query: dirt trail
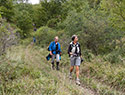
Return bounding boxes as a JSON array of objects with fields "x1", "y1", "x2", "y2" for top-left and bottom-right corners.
[{"x1": 25, "y1": 44, "x2": 97, "y2": 95}]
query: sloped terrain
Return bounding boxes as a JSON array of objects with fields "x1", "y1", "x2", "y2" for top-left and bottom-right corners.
[{"x1": 0, "y1": 44, "x2": 124, "y2": 95}]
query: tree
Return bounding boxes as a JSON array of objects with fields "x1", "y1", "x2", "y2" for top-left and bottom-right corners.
[
  {"x1": 13, "y1": 10, "x2": 33, "y2": 38},
  {"x1": 58, "y1": 0, "x2": 124, "y2": 55},
  {"x1": 100, "y1": 0, "x2": 125, "y2": 31},
  {"x1": 100, "y1": 0, "x2": 125, "y2": 51},
  {"x1": 13, "y1": 0, "x2": 29, "y2": 3},
  {"x1": 33, "y1": 0, "x2": 66, "y2": 27},
  {"x1": 0, "y1": 0, "x2": 14, "y2": 21},
  {"x1": 14, "y1": 3, "x2": 34, "y2": 18},
  {"x1": 0, "y1": 19, "x2": 20, "y2": 55},
  {"x1": 13, "y1": 2, "x2": 34, "y2": 38}
]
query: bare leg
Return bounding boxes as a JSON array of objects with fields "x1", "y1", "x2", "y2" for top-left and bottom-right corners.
[
  {"x1": 69, "y1": 66, "x2": 74, "y2": 79},
  {"x1": 70, "y1": 66, "x2": 74, "y2": 73},
  {"x1": 76, "y1": 66, "x2": 80, "y2": 85},
  {"x1": 76, "y1": 66, "x2": 79, "y2": 80}
]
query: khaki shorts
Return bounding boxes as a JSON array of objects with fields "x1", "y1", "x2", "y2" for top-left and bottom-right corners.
[{"x1": 70, "y1": 56, "x2": 81, "y2": 66}]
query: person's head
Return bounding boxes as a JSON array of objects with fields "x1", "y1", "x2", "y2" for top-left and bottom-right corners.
[
  {"x1": 72, "y1": 35, "x2": 78, "y2": 43},
  {"x1": 54, "y1": 36, "x2": 59, "y2": 43}
]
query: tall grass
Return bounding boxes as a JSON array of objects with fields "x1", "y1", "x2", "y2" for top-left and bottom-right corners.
[
  {"x1": 60, "y1": 54, "x2": 125, "y2": 95},
  {"x1": 0, "y1": 45, "x2": 85, "y2": 95}
]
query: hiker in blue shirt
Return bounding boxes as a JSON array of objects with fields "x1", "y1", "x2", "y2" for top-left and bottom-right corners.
[
  {"x1": 33, "y1": 36, "x2": 36, "y2": 43},
  {"x1": 48, "y1": 36, "x2": 62, "y2": 70},
  {"x1": 33, "y1": 23, "x2": 37, "y2": 43}
]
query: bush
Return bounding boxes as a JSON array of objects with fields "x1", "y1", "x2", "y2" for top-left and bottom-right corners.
[
  {"x1": 33, "y1": 26, "x2": 57, "y2": 47},
  {"x1": 0, "y1": 19, "x2": 20, "y2": 56},
  {"x1": 57, "y1": 1, "x2": 124, "y2": 56},
  {"x1": 82, "y1": 49, "x2": 95, "y2": 62},
  {"x1": 13, "y1": 10, "x2": 33, "y2": 38},
  {"x1": 47, "y1": 18, "x2": 59, "y2": 28},
  {"x1": 103, "y1": 48, "x2": 125, "y2": 64}
]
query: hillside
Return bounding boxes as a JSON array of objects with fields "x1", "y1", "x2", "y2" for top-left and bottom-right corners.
[
  {"x1": 0, "y1": 44, "x2": 124, "y2": 95},
  {"x1": 0, "y1": 0, "x2": 125, "y2": 94}
]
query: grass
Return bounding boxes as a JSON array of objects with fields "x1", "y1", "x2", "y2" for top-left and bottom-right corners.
[
  {"x1": 0, "y1": 44, "x2": 125, "y2": 95},
  {"x1": 60, "y1": 54, "x2": 125, "y2": 95},
  {"x1": 80, "y1": 59, "x2": 125, "y2": 92},
  {"x1": 0, "y1": 45, "x2": 84, "y2": 95}
]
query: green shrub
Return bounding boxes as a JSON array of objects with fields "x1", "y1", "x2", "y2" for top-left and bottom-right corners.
[
  {"x1": 0, "y1": 19, "x2": 21, "y2": 55},
  {"x1": 103, "y1": 49, "x2": 124, "y2": 64},
  {"x1": 33, "y1": 26, "x2": 57, "y2": 47},
  {"x1": 47, "y1": 18, "x2": 59, "y2": 28},
  {"x1": 82, "y1": 49, "x2": 95, "y2": 62}
]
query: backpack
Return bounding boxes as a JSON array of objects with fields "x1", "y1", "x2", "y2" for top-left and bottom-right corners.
[{"x1": 69, "y1": 42, "x2": 80, "y2": 56}]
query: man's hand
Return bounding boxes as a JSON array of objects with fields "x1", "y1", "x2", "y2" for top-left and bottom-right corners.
[
  {"x1": 50, "y1": 51, "x2": 53, "y2": 55},
  {"x1": 80, "y1": 56, "x2": 84, "y2": 63},
  {"x1": 80, "y1": 56, "x2": 82, "y2": 58},
  {"x1": 70, "y1": 52, "x2": 73, "y2": 55}
]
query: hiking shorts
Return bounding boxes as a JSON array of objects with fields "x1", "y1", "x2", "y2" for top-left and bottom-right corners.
[
  {"x1": 70, "y1": 56, "x2": 81, "y2": 66},
  {"x1": 52, "y1": 54, "x2": 60, "y2": 63}
]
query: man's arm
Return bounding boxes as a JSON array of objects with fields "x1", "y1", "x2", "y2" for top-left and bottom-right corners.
[
  {"x1": 49, "y1": 42, "x2": 53, "y2": 55},
  {"x1": 68, "y1": 44, "x2": 72, "y2": 55},
  {"x1": 58, "y1": 43, "x2": 62, "y2": 55},
  {"x1": 79, "y1": 44, "x2": 82, "y2": 57}
]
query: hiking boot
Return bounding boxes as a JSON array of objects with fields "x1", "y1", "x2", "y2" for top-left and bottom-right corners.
[
  {"x1": 52, "y1": 65, "x2": 55, "y2": 70},
  {"x1": 76, "y1": 79, "x2": 80, "y2": 85},
  {"x1": 69, "y1": 73, "x2": 72, "y2": 79},
  {"x1": 56, "y1": 62, "x2": 60, "y2": 71},
  {"x1": 56, "y1": 66, "x2": 60, "y2": 71},
  {"x1": 51, "y1": 63, "x2": 55, "y2": 70}
]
